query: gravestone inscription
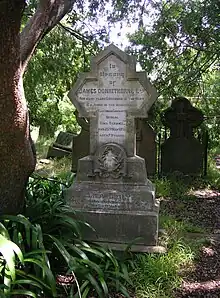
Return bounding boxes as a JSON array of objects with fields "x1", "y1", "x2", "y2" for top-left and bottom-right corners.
[
  {"x1": 65, "y1": 44, "x2": 159, "y2": 247},
  {"x1": 71, "y1": 116, "x2": 157, "y2": 176},
  {"x1": 161, "y1": 97, "x2": 204, "y2": 175}
]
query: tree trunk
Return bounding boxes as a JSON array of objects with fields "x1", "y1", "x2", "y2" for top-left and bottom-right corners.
[
  {"x1": 0, "y1": 1, "x2": 36, "y2": 214},
  {"x1": 0, "y1": 0, "x2": 74, "y2": 214}
]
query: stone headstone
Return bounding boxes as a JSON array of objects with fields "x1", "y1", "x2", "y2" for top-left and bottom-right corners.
[
  {"x1": 161, "y1": 97, "x2": 204, "y2": 175},
  {"x1": 136, "y1": 118, "x2": 157, "y2": 176},
  {"x1": 65, "y1": 44, "x2": 159, "y2": 248},
  {"x1": 47, "y1": 131, "x2": 74, "y2": 158},
  {"x1": 72, "y1": 110, "x2": 90, "y2": 172},
  {"x1": 72, "y1": 116, "x2": 157, "y2": 176}
]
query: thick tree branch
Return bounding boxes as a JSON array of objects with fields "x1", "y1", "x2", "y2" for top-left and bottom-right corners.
[{"x1": 20, "y1": 0, "x2": 75, "y2": 71}]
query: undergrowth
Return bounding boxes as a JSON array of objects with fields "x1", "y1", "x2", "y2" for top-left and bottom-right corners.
[
  {"x1": 132, "y1": 216, "x2": 204, "y2": 298},
  {"x1": 0, "y1": 176, "x2": 132, "y2": 297}
]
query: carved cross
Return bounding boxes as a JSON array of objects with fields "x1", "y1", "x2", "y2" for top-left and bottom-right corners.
[
  {"x1": 68, "y1": 44, "x2": 158, "y2": 157},
  {"x1": 163, "y1": 97, "x2": 203, "y2": 139}
]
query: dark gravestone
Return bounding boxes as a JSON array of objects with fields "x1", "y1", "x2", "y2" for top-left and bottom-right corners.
[
  {"x1": 161, "y1": 97, "x2": 204, "y2": 175},
  {"x1": 72, "y1": 110, "x2": 90, "y2": 172},
  {"x1": 136, "y1": 118, "x2": 157, "y2": 176},
  {"x1": 47, "y1": 132, "x2": 74, "y2": 158}
]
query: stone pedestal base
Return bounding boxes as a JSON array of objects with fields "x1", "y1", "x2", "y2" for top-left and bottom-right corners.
[{"x1": 65, "y1": 181, "x2": 159, "y2": 246}]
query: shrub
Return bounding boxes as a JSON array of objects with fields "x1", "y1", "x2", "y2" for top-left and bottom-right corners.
[{"x1": 0, "y1": 176, "x2": 132, "y2": 297}]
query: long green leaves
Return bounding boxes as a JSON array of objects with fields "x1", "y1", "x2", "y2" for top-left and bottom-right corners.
[
  {"x1": 0, "y1": 230, "x2": 23, "y2": 296},
  {"x1": 0, "y1": 215, "x2": 57, "y2": 297},
  {"x1": 0, "y1": 176, "x2": 133, "y2": 297}
]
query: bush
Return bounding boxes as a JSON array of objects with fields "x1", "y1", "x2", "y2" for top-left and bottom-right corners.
[{"x1": 0, "y1": 176, "x2": 132, "y2": 297}]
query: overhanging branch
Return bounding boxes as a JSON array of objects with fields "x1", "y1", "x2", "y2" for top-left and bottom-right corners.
[
  {"x1": 20, "y1": 0, "x2": 75, "y2": 71},
  {"x1": 58, "y1": 23, "x2": 92, "y2": 43}
]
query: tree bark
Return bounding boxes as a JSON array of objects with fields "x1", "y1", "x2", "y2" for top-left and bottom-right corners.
[
  {"x1": 0, "y1": 0, "x2": 75, "y2": 214},
  {"x1": 21, "y1": 0, "x2": 75, "y2": 70},
  {"x1": 0, "y1": 0, "x2": 35, "y2": 214}
]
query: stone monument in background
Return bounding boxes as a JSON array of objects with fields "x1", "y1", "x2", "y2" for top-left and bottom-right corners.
[
  {"x1": 136, "y1": 118, "x2": 157, "y2": 176},
  {"x1": 47, "y1": 131, "x2": 75, "y2": 158},
  {"x1": 65, "y1": 44, "x2": 159, "y2": 248},
  {"x1": 71, "y1": 110, "x2": 90, "y2": 172},
  {"x1": 161, "y1": 97, "x2": 204, "y2": 175}
]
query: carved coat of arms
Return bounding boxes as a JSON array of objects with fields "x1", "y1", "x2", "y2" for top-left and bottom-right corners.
[{"x1": 93, "y1": 143, "x2": 127, "y2": 178}]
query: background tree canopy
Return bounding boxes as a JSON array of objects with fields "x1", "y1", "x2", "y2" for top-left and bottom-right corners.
[
  {"x1": 24, "y1": 26, "x2": 98, "y2": 136},
  {"x1": 126, "y1": 0, "x2": 220, "y2": 141},
  {"x1": 24, "y1": 0, "x2": 220, "y2": 141},
  {"x1": 127, "y1": 0, "x2": 219, "y2": 97}
]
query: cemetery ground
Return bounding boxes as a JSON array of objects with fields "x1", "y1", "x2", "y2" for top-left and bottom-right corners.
[{"x1": 28, "y1": 139, "x2": 220, "y2": 298}]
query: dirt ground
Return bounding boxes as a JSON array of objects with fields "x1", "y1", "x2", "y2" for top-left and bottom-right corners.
[{"x1": 161, "y1": 187, "x2": 220, "y2": 298}]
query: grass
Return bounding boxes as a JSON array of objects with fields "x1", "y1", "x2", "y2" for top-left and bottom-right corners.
[
  {"x1": 153, "y1": 165, "x2": 220, "y2": 201},
  {"x1": 35, "y1": 136, "x2": 54, "y2": 158},
  {"x1": 132, "y1": 215, "x2": 206, "y2": 298},
  {"x1": 35, "y1": 136, "x2": 73, "y2": 182},
  {"x1": 205, "y1": 154, "x2": 220, "y2": 189}
]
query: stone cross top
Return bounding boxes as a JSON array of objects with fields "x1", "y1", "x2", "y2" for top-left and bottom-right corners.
[
  {"x1": 68, "y1": 44, "x2": 158, "y2": 157},
  {"x1": 162, "y1": 97, "x2": 204, "y2": 139}
]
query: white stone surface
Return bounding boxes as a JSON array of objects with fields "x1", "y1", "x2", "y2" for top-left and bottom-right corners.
[
  {"x1": 68, "y1": 44, "x2": 158, "y2": 155},
  {"x1": 76, "y1": 55, "x2": 148, "y2": 146}
]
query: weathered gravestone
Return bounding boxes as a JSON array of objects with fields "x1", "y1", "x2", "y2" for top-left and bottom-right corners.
[
  {"x1": 71, "y1": 110, "x2": 90, "y2": 172},
  {"x1": 136, "y1": 118, "x2": 157, "y2": 176},
  {"x1": 71, "y1": 115, "x2": 157, "y2": 176},
  {"x1": 161, "y1": 97, "x2": 204, "y2": 175},
  {"x1": 65, "y1": 44, "x2": 159, "y2": 248},
  {"x1": 47, "y1": 131, "x2": 75, "y2": 158}
]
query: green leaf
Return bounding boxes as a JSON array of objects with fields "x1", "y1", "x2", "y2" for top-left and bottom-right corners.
[
  {"x1": 79, "y1": 280, "x2": 90, "y2": 296},
  {"x1": 121, "y1": 262, "x2": 133, "y2": 285},
  {"x1": 10, "y1": 289, "x2": 37, "y2": 298},
  {"x1": 82, "y1": 286, "x2": 90, "y2": 298},
  {"x1": 117, "y1": 281, "x2": 131, "y2": 297},
  {"x1": 65, "y1": 243, "x2": 88, "y2": 260},
  {"x1": 79, "y1": 246, "x2": 105, "y2": 258},
  {"x1": 23, "y1": 258, "x2": 57, "y2": 296},
  {"x1": 0, "y1": 223, "x2": 10, "y2": 239},
  {"x1": 53, "y1": 214, "x2": 81, "y2": 236},
  {"x1": 1, "y1": 215, "x2": 31, "y2": 248},
  {"x1": 86, "y1": 273, "x2": 103, "y2": 297},
  {"x1": 24, "y1": 249, "x2": 51, "y2": 257},
  {"x1": 0, "y1": 234, "x2": 23, "y2": 281},
  {"x1": 80, "y1": 259, "x2": 104, "y2": 277},
  {"x1": 47, "y1": 235, "x2": 71, "y2": 265},
  {"x1": 12, "y1": 279, "x2": 43, "y2": 289},
  {"x1": 16, "y1": 269, "x2": 52, "y2": 291},
  {"x1": 99, "y1": 276, "x2": 108, "y2": 296}
]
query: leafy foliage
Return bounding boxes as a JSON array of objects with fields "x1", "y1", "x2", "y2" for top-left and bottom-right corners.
[
  {"x1": 125, "y1": 0, "x2": 220, "y2": 144},
  {"x1": 128, "y1": 0, "x2": 219, "y2": 98},
  {"x1": 24, "y1": 25, "x2": 98, "y2": 136},
  {"x1": 25, "y1": 176, "x2": 133, "y2": 297},
  {"x1": 0, "y1": 176, "x2": 133, "y2": 297},
  {"x1": 0, "y1": 216, "x2": 57, "y2": 297}
]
